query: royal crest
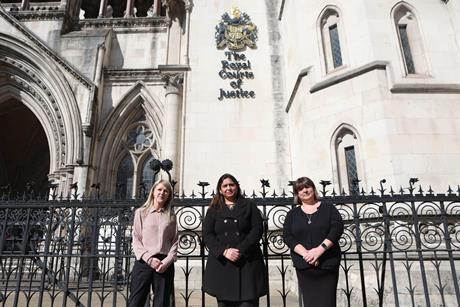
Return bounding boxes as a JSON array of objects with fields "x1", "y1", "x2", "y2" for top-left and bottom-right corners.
[{"x1": 215, "y1": 7, "x2": 258, "y2": 51}]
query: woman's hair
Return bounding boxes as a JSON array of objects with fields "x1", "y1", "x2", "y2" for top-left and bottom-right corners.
[
  {"x1": 210, "y1": 173, "x2": 243, "y2": 208},
  {"x1": 141, "y1": 179, "x2": 174, "y2": 217},
  {"x1": 293, "y1": 177, "x2": 318, "y2": 205}
]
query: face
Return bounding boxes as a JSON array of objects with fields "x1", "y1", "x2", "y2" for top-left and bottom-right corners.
[
  {"x1": 153, "y1": 183, "x2": 170, "y2": 207},
  {"x1": 219, "y1": 178, "x2": 237, "y2": 202},
  {"x1": 297, "y1": 186, "x2": 316, "y2": 204}
]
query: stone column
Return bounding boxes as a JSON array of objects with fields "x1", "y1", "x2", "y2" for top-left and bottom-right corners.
[
  {"x1": 162, "y1": 73, "x2": 183, "y2": 183},
  {"x1": 98, "y1": 0, "x2": 108, "y2": 18},
  {"x1": 20, "y1": 0, "x2": 29, "y2": 10},
  {"x1": 183, "y1": 0, "x2": 193, "y2": 64},
  {"x1": 152, "y1": 0, "x2": 160, "y2": 16},
  {"x1": 124, "y1": 0, "x2": 134, "y2": 17}
]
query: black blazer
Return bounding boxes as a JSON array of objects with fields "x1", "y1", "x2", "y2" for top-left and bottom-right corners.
[{"x1": 283, "y1": 202, "x2": 344, "y2": 270}]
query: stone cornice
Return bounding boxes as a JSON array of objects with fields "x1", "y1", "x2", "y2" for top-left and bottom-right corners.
[
  {"x1": 104, "y1": 68, "x2": 163, "y2": 82},
  {"x1": 157, "y1": 64, "x2": 191, "y2": 72},
  {"x1": 285, "y1": 66, "x2": 311, "y2": 112},
  {"x1": 77, "y1": 17, "x2": 170, "y2": 31},
  {"x1": 6, "y1": 7, "x2": 65, "y2": 21},
  {"x1": 390, "y1": 83, "x2": 460, "y2": 94},
  {"x1": 310, "y1": 61, "x2": 388, "y2": 94},
  {"x1": 0, "y1": 5, "x2": 95, "y2": 90}
]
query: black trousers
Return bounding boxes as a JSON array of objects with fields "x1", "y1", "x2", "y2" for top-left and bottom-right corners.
[
  {"x1": 128, "y1": 259, "x2": 174, "y2": 307},
  {"x1": 217, "y1": 300, "x2": 259, "y2": 307},
  {"x1": 296, "y1": 268, "x2": 339, "y2": 307}
]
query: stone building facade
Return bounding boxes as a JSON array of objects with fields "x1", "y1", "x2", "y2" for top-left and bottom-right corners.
[{"x1": 0, "y1": 0, "x2": 459, "y2": 197}]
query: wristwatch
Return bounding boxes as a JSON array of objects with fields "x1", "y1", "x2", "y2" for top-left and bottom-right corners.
[{"x1": 320, "y1": 242, "x2": 328, "y2": 250}]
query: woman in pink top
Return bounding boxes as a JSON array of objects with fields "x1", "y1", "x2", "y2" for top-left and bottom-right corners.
[{"x1": 128, "y1": 180, "x2": 179, "y2": 307}]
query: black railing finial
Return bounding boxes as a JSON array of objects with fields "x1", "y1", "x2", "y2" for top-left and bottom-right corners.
[
  {"x1": 319, "y1": 180, "x2": 331, "y2": 197},
  {"x1": 379, "y1": 179, "x2": 386, "y2": 196},
  {"x1": 90, "y1": 183, "x2": 101, "y2": 200},
  {"x1": 409, "y1": 178, "x2": 419, "y2": 195},
  {"x1": 149, "y1": 158, "x2": 174, "y2": 183},
  {"x1": 288, "y1": 180, "x2": 295, "y2": 196},
  {"x1": 197, "y1": 181, "x2": 209, "y2": 199},
  {"x1": 260, "y1": 179, "x2": 270, "y2": 198},
  {"x1": 70, "y1": 182, "x2": 79, "y2": 200}
]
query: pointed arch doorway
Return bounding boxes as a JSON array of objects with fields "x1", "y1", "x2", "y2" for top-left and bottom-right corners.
[{"x1": 0, "y1": 98, "x2": 50, "y2": 195}]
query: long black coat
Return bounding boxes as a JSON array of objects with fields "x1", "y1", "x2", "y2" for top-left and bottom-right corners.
[{"x1": 202, "y1": 199, "x2": 268, "y2": 301}]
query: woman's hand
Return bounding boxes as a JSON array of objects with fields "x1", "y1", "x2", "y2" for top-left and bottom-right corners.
[
  {"x1": 147, "y1": 257, "x2": 162, "y2": 270},
  {"x1": 155, "y1": 262, "x2": 168, "y2": 273},
  {"x1": 223, "y1": 248, "x2": 241, "y2": 262},
  {"x1": 303, "y1": 247, "x2": 324, "y2": 265}
]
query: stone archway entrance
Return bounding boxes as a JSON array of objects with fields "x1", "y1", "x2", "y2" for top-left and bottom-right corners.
[{"x1": 0, "y1": 98, "x2": 50, "y2": 195}]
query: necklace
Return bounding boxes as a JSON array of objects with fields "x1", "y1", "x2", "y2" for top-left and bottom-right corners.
[{"x1": 306, "y1": 213, "x2": 312, "y2": 224}]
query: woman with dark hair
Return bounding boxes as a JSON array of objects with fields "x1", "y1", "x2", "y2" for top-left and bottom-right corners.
[
  {"x1": 128, "y1": 179, "x2": 178, "y2": 307},
  {"x1": 283, "y1": 177, "x2": 343, "y2": 307},
  {"x1": 203, "y1": 173, "x2": 268, "y2": 307}
]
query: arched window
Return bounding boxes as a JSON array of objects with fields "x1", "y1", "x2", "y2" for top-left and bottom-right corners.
[
  {"x1": 393, "y1": 4, "x2": 428, "y2": 75},
  {"x1": 332, "y1": 126, "x2": 362, "y2": 195},
  {"x1": 139, "y1": 155, "x2": 156, "y2": 198},
  {"x1": 115, "y1": 154, "x2": 134, "y2": 199},
  {"x1": 114, "y1": 120, "x2": 158, "y2": 199},
  {"x1": 319, "y1": 8, "x2": 345, "y2": 73}
]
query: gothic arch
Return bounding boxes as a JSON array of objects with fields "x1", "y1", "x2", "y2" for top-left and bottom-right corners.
[
  {"x1": 391, "y1": 2, "x2": 429, "y2": 75},
  {"x1": 316, "y1": 5, "x2": 347, "y2": 74},
  {"x1": 330, "y1": 123, "x2": 365, "y2": 194},
  {"x1": 96, "y1": 82, "x2": 164, "y2": 196},
  {"x1": 0, "y1": 33, "x2": 83, "y2": 187}
]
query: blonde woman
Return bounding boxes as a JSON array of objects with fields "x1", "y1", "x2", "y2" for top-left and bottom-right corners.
[{"x1": 128, "y1": 180, "x2": 178, "y2": 307}]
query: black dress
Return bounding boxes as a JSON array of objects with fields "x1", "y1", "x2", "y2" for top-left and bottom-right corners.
[
  {"x1": 202, "y1": 199, "x2": 268, "y2": 302},
  {"x1": 283, "y1": 202, "x2": 344, "y2": 307}
]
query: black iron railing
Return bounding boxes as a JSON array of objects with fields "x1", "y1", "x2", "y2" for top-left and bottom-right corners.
[{"x1": 0, "y1": 180, "x2": 459, "y2": 307}]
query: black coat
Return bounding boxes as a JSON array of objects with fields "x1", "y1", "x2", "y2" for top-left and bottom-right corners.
[{"x1": 202, "y1": 199, "x2": 268, "y2": 301}]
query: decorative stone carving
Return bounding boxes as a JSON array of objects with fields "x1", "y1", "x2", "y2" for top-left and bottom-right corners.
[
  {"x1": 161, "y1": 72, "x2": 184, "y2": 90},
  {"x1": 184, "y1": 0, "x2": 193, "y2": 12},
  {"x1": 161, "y1": 0, "x2": 185, "y2": 23},
  {"x1": 0, "y1": 6, "x2": 94, "y2": 90},
  {"x1": 78, "y1": 16, "x2": 169, "y2": 29},
  {"x1": 104, "y1": 69, "x2": 163, "y2": 82},
  {"x1": 0, "y1": 55, "x2": 68, "y2": 168}
]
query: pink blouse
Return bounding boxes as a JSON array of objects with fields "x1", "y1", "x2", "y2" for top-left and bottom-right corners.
[{"x1": 132, "y1": 206, "x2": 179, "y2": 268}]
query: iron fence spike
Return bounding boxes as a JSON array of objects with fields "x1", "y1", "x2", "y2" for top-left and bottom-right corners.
[
  {"x1": 428, "y1": 186, "x2": 434, "y2": 195},
  {"x1": 281, "y1": 189, "x2": 287, "y2": 198},
  {"x1": 370, "y1": 187, "x2": 376, "y2": 195},
  {"x1": 389, "y1": 186, "x2": 395, "y2": 196},
  {"x1": 418, "y1": 185, "x2": 424, "y2": 195}
]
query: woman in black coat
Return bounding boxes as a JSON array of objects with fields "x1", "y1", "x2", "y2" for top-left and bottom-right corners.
[
  {"x1": 283, "y1": 177, "x2": 344, "y2": 307},
  {"x1": 203, "y1": 173, "x2": 268, "y2": 307}
]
